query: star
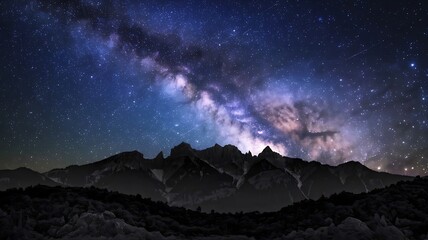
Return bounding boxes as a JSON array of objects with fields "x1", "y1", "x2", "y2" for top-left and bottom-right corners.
[{"x1": 0, "y1": 0, "x2": 426, "y2": 176}]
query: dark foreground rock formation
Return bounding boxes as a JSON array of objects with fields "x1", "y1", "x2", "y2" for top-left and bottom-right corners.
[{"x1": 1, "y1": 177, "x2": 427, "y2": 239}]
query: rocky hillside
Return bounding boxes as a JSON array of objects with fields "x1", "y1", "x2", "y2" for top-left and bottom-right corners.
[{"x1": 0, "y1": 177, "x2": 427, "y2": 239}]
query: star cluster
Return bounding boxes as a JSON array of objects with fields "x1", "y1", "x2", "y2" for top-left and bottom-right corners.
[{"x1": 0, "y1": 0, "x2": 427, "y2": 175}]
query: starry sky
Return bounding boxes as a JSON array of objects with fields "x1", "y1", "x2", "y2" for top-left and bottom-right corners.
[{"x1": 0, "y1": 0, "x2": 427, "y2": 175}]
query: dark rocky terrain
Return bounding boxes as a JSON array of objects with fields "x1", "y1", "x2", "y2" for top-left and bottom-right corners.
[
  {"x1": 0, "y1": 143, "x2": 413, "y2": 212},
  {"x1": 1, "y1": 177, "x2": 427, "y2": 239}
]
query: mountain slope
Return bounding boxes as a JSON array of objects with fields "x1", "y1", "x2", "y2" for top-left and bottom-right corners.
[
  {"x1": 211, "y1": 159, "x2": 306, "y2": 212},
  {"x1": 0, "y1": 167, "x2": 60, "y2": 191},
  {"x1": 162, "y1": 155, "x2": 236, "y2": 208},
  {"x1": 45, "y1": 151, "x2": 165, "y2": 201}
]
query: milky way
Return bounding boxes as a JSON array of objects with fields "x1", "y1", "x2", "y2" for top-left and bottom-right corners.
[{"x1": 0, "y1": 0, "x2": 427, "y2": 175}]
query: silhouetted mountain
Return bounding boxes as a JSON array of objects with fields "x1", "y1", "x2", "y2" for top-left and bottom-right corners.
[
  {"x1": 196, "y1": 143, "x2": 253, "y2": 179},
  {"x1": 218, "y1": 159, "x2": 305, "y2": 212},
  {"x1": 1, "y1": 143, "x2": 413, "y2": 212},
  {"x1": 0, "y1": 167, "x2": 60, "y2": 191},
  {"x1": 0, "y1": 177, "x2": 427, "y2": 239},
  {"x1": 45, "y1": 151, "x2": 164, "y2": 201},
  {"x1": 162, "y1": 155, "x2": 235, "y2": 209}
]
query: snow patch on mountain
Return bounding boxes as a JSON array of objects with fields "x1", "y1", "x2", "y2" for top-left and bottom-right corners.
[
  {"x1": 284, "y1": 168, "x2": 308, "y2": 199},
  {"x1": 151, "y1": 169, "x2": 164, "y2": 182},
  {"x1": 339, "y1": 175, "x2": 346, "y2": 185},
  {"x1": 48, "y1": 177, "x2": 66, "y2": 185},
  {"x1": 360, "y1": 177, "x2": 369, "y2": 193},
  {"x1": 86, "y1": 167, "x2": 111, "y2": 186},
  {"x1": 236, "y1": 176, "x2": 245, "y2": 189}
]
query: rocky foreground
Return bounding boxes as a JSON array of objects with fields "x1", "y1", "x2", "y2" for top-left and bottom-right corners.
[{"x1": 1, "y1": 177, "x2": 427, "y2": 239}]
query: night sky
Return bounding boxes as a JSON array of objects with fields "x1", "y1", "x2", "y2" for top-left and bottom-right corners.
[{"x1": 0, "y1": 0, "x2": 427, "y2": 175}]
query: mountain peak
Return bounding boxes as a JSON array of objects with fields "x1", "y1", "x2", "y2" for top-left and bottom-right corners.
[
  {"x1": 339, "y1": 160, "x2": 367, "y2": 169},
  {"x1": 116, "y1": 150, "x2": 144, "y2": 160},
  {"x1": 214, "y1": 143, "x2": 222, "y2": 148},
  {"x1": 223, "y1": 144, "x2": 239, "y2": 150},
  {"x1": 119, "y1": 150, "x2": 143, "y2": 156},
  {"x1": 155, "y1": 151, "x2": 164, "y2": 160},
  {"x1": 201, "y1": 143, "x2": 244, "y2": 158},
  {"x1": 261, "y1": 146, "x2": 273, "y2": 154},
  {"x1": 15, "y1": 166, "x2": 33, "y2": 171},
  {"x1": 170, "y1": 142, "x2": 195, "y2": 157},
  {"x1": 258, "y1": 146, "x2": 282, "y2": 159}
]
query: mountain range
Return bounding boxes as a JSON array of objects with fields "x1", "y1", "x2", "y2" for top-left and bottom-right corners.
[{"x1": 0, "y1": 143, "x2": 413, "y2": 212}]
